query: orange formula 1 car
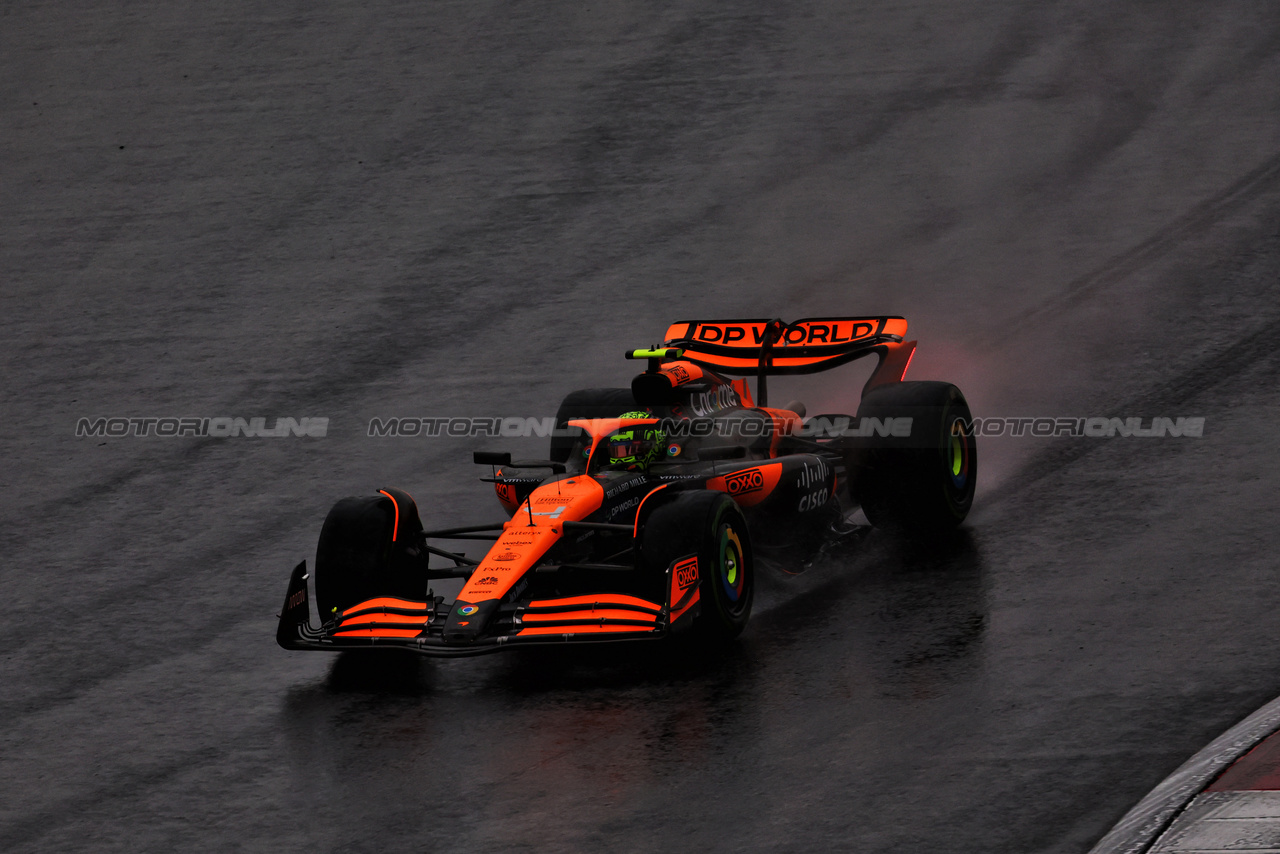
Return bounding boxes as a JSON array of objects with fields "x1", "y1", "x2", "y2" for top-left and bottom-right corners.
[{"x1": 276, "y1": 317, "x2": 977, "y2": 656}]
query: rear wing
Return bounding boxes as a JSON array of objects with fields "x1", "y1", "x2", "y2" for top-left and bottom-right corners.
[{"x1": 661, "y1": 317, "x2": 915, "y2": 403}]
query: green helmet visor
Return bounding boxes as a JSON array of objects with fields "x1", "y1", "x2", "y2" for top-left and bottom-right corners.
[
  {"x1": 606, "y1": 426, "x2": 664, "y2": 466},
  {"x1": 608, "y1": 435, "x2": 650, "y2": 463}
]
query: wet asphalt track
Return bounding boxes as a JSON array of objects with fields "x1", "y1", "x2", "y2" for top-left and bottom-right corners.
[{"x1": 4, "y1": 3, "x2": 1280, "y2": 852}]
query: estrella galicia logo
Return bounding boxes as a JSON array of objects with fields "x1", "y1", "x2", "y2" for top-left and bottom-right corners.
[
  {"x1": 474, "y1": 576, "x2": 499, "y2": 586},
  {"x1": 723, "y1": 468, "x2": 765, "y2": 496},
  {"x1": 674, "y1": 556, "x2": 699, "y2": 590}
]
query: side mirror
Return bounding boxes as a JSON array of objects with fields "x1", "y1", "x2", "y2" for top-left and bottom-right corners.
[
  {"x1": 474, "y1": 451, "x2": 567, "y2": 474},
  {"x1": 473, "y1": 451, "x2": 512, "y2": 466}
]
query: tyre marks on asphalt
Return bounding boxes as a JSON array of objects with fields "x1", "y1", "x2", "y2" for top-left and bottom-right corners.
[
  {"x1": 981, "y1": 148, "x2": 1280, "y2": 352},
  {"x1": 986, "y1": 184, "x2": 1280, "y2": 502}
]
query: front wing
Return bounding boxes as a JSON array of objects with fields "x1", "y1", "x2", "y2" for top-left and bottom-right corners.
[{"x1": 276, "y1": 559, "x2": 699, "y2": 657}]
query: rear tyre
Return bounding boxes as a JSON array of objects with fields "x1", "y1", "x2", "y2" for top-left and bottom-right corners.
[
  {"x1": 641, "y1": 490, "x2": 754, "y2": 640},
  {"x1": 549, "y1": 387, "x2": 637, "y2": 463},
  {"x1": 314, "y1": 488, "x2": 426, "y2": 618},
  {"x1": 852, "y1": 381, "x2": 977, "y2": 535}
]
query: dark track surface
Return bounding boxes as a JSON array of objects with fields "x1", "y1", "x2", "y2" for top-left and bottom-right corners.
[{"x1": 4, "y1": 3, "x2": 1280, "y2": 852}]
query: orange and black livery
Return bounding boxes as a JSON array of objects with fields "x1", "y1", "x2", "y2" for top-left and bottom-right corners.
[{"x1": 277, "y1": 316, "x2": 977, "y2": 656}]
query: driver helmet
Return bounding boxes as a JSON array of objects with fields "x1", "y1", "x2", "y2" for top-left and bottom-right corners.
[{"x1": 606, "y1": 411, "x2": 665, "y2": 471}]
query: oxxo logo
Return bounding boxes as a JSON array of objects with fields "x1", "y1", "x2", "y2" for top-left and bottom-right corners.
[
  {"x1": 674, "y1": 557, "x2": 699, "y2": 590},
  {"x1": 724, "y1": 468, "x2": 765, "y2": 496}
]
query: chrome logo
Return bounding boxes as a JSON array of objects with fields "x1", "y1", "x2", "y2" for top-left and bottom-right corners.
[{"x1": 457, "y1": 604, "x2": 479, "y2": 616}]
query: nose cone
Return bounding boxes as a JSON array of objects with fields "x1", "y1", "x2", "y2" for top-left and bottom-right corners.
[
  {"x1": 443, "y1": 477, "x2": 610, "y2": 644},
  {"x1": 442, "y1": 599, "x2": 501, "y2": 642}
]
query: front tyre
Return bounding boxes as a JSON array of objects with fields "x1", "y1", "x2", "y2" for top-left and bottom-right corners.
[
  {"x1": 641, "y1": 490, "x2": 754, "y2": 640},
  {"x1": 314, "y1": 488, "x2": 426, "y2": 618}
]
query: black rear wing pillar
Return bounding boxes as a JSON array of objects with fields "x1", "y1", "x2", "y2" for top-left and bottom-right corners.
[{"x1": 756, "y1": 318, "x2": 785, "y2": 407}]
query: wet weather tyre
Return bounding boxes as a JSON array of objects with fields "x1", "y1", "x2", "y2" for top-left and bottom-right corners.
[
  {"x1": 641, "y1": 490, "x2": 754, "y2": 640},
  {"x1": 852, "y1": 381, "x2": 977, "y2": 535},
  {"x1": 314, "y1": 489, "x2": 425, "y2": 618},
  {"x1": 549, "y1": 387, "x2": 637, "y2": 463}
]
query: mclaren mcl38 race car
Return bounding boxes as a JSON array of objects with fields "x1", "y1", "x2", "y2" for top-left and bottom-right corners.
[{"x1": 277, "y1": 316, "x2": 977, "y2": 656}]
